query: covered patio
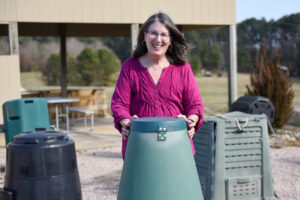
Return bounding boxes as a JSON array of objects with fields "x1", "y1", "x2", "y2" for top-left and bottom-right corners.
[{"x1": 0, "y1": 0, "x2": 237, "y2": 124}]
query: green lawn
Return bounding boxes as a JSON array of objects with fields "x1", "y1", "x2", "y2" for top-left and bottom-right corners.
[
  {"x1": 196, "y1": 74, "x2": 300, "y2": 114},
  {"x1": 21, "y1": 72, "x2": 300, "y2": 115},
  {"x1": 196, "y1": 74, "x2": 250, "y2": 114},
  {"x1": 21, "y1": 72, "x2": 59, "y2": 90}
]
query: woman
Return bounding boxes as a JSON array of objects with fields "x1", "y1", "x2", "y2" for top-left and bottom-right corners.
[{"x1": 111, "y1": 12, "x2": 204, "y2": 157}]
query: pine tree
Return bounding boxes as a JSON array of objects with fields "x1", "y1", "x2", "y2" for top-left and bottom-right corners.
[{"x1": 246, "y1": 45, "x2": 295, "y2": 128}]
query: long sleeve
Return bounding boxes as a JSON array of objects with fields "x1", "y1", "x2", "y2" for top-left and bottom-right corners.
[
  {"x1": 182, "y1": 63, "x2": 204, "y2": 132},
  {"x1": 111, "y1": 61, "x2": 132, "y2": 132}
]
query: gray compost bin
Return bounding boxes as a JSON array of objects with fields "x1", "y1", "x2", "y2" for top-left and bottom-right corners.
[{"x1": 193, "y1": 112, "x2": 276, "y2": 200}]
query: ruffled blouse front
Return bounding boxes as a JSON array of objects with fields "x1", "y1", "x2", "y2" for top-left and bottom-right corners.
[{"x1": 111, "y1": 58, "x2": 204, "y2": 155}]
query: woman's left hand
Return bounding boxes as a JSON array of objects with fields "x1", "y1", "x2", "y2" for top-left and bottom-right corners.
[{"x1": 176, "y1": 114, "x2": 196, "y2": 139}]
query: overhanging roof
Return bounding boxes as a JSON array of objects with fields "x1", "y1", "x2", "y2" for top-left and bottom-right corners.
[{"x1": 0, "y1": 22, "x2": 224, "y2": 37}]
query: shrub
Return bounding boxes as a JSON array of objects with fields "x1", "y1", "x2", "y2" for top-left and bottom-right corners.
[
  {"x1": 245, "y1": 46, "x2": 294, "y2": 128},
  {"x1": 76, "y1": 48, "x2": 99, "y2": 86},
  {"x1": 238, "y1": 48, "x2": 253, "y2": 72},
  {"x1": 74, "y1": 48, "x2": 121, "y2": 86},
  {"x1": 43, "y1": 54, "x2": 60, "y2": 85},
  {"x1": 189, "y1": 55, "x2": 202, "y2": 75},
  {"x1": 97, "y1": 49, "x2": 121, "y2": 86},
  {"x1": 43, "y1": 53, "x2": 76, "y2": 85}
]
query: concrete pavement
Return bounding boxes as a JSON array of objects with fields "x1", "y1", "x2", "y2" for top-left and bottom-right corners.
[
  {"x1": 68, "y1": 117, "x2": 122, "y2": 151},
  {"x1": 0, "y1": 117, "x2": 122, "y2": 187},
  {"x1": 0, "y1": 117, "x2": 122, "y2": 159}
]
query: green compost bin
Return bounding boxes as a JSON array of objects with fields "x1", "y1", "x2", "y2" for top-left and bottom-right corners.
[
  {"x1": 2, "y1": 98, "x2": 50, "y2": 145},
  {"x1": 193, "y1": 112, "x2": 276, "y2": 200},
  {"x1": 117, "y1": 117, "x2": 204, "y2": 200}
]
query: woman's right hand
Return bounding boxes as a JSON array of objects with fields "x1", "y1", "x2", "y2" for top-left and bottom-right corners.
[
  {"x1": 119, "y1": 115, "x2": 138, "y2": 138},
  {"x1": 176, "y1": 114, "x2": 197, "y2": 139}
]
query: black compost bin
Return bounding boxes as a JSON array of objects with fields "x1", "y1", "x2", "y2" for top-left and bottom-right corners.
[
  {"x1": 231, "y1": 96, "x2": 275, "y2": 123},
  {"x1": 0, "y1": 131, "x2": 82, "y2": 200}
]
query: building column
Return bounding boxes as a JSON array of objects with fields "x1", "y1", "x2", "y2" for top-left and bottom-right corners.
[
  {"x1": 9, "y1": 22, "x2": 19, "y2": 55},
  {"x1": 0, "y1": 23, "x2": 21, "y2": 124},
  {"x1": 228, "y1": 24, "x2": 238, "y2": 109},
  {"x1": 131, "y1": 23, "x2": 139, "y2": 53},
  {"x1": 59, "y1": 24, "x2": 67, "y2": 97}
]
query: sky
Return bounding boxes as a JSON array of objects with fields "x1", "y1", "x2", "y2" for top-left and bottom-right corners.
[{"x1": 237, "y1": 0, "x2": 300, "y2": 23}]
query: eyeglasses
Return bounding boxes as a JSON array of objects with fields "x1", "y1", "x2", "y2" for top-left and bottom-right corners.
[{"x1": 146, "y1": 30, "x2": 170, "y2": 40}]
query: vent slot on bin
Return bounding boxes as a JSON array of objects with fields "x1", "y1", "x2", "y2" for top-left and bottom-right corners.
[
  {"x1": 19, "y1": 165, "x2": 29, "y2": 176},
  {"x1": 226, "y1": 177, "x2": 261, "y2": 200}
]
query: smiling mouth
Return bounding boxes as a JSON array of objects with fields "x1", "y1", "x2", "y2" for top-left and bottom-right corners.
[{"x1": 152, "y1": 44, "x2": 164, "y2": 48}]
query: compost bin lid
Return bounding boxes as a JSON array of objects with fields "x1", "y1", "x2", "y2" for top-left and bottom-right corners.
[
  {"x1": 131, "y1": 117, "x2": 186, "y2": 132},
  {"x1": 12, "y1": 130, "x2": 69, "y2": 145}
]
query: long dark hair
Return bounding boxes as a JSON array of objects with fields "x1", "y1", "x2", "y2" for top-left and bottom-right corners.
[{"x1": 133, "y1": 12, "x2": 189, "y2": 65}]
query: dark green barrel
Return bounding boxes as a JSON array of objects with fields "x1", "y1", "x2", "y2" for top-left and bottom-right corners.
[{"x1": 117, "y1": 117, "x2": 203, "y2": 200}]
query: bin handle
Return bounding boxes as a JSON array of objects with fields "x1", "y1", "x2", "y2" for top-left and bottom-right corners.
[
  {"x1": 8, "y1": 116, "x2": 19, "y2": 120},
  {"x1": 236, "y1": 118, "x2": 248, "y2": 132},
  {"x1": 214, "y1": 114, "x2": 249, "y2": 132},
  {"x1": 35, "y1": 128, "x2": 46, "y2": 132},
  {"x1": 24, "y1": 100, "x2": 34, "y2": 103},
  {"x1": 237, "y1": 178, "x2": 250, "y2": 184}
]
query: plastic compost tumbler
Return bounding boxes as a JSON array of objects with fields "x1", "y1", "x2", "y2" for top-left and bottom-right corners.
[
  {"x1": 230, "y1": 96, "x2": 275, "y2": 123},
  {"x1": 117, "y1": 117, "x2": 204, "y2": 200}
]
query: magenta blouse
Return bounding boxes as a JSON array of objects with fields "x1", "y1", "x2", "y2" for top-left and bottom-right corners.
[{"x1": 111, "y1": 58, "x2": 204, "y2": 156}]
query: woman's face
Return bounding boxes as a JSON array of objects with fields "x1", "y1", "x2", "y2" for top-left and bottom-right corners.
[{"x1": 144, "y1": 21, "x2": 171, "y2": 59}]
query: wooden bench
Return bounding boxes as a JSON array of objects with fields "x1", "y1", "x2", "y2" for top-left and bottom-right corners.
[{"x1": 69, "y1": 107, "x2": 94, "y2": 131}]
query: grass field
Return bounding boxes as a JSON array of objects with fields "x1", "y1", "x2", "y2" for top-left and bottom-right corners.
[
  {"x1": 195, "y1": 73, "x2": 250, "y2": 114},
  {"x1": 21, "y1": 72, "x2": 300, "y2": 115},
  {"x1": 105, "y1": 73, "x2": 300, "y2": 115},
  {"x1": 21, "y1": 72, "x2": 59, "y2": 91}
]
